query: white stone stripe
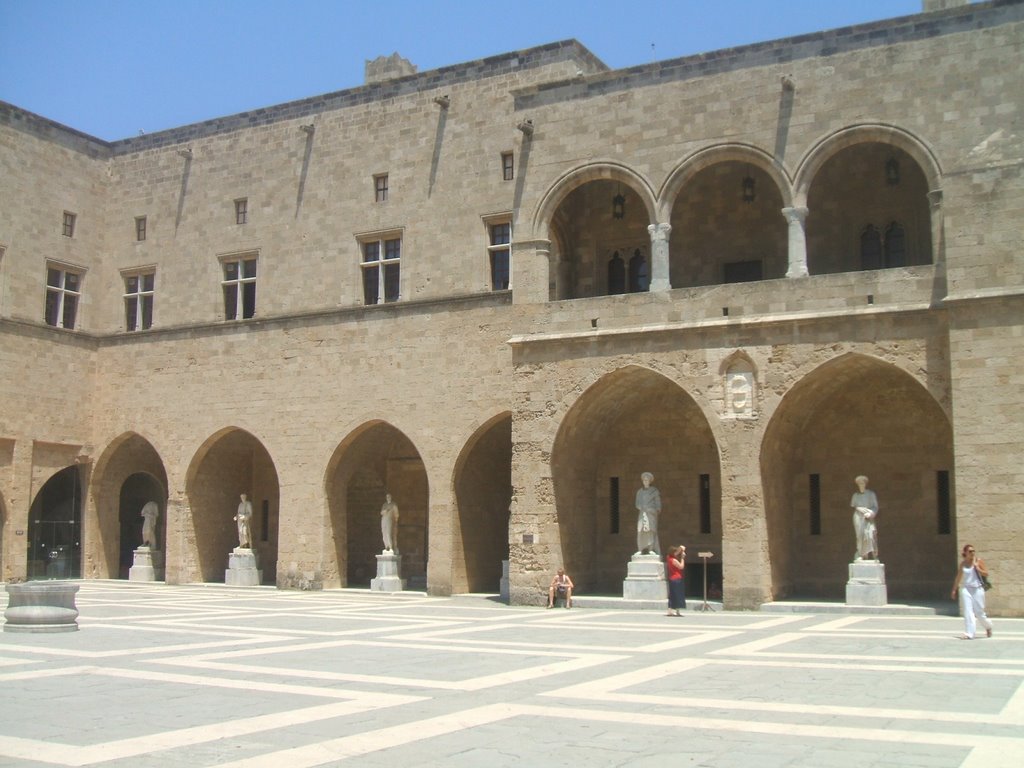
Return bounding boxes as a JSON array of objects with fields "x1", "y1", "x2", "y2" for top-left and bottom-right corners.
[
  {"x1": 154, "y1": 650, "x2": 625, "y2": 691},
  {"x1": 213, "y1": 702, "x2": 519, "y2": 768},
  {"x1": 712, "y1": 655, "x2": 1024, "y2": 671},
  {"x1": 522, "y1": 704, "x2": 1023, "y2": 757},
  {"x1": 0, "y1": 634, "x2": 287, "y2": 659},
  {"x1": 0, "y1": 699, "x2": 412, "y2": 767},
  {"x1": 213, "y1": 701, "x2": 1024, "y2": 768}
]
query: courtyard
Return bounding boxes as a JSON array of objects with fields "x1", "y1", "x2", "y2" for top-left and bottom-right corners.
[{"x1": 1, "y1": 582, "x2": 1022, "y2": 767}]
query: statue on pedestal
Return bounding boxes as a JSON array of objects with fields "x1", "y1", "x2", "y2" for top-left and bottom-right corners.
[
  {"x1": 850, "y1": 475, "x2": 879, "y2": 561},
  {"x1": 140, "y1": 501, "x2": 160, "y2": 548},
  {"x1": 381, "y1": 493, "x2": 399, "y2": 553},
  {"x1": 234, "y1": 493, "x2": 253, "y2": 549},
  {"x1": 635, "y1": 472, "x2": 661, "y2": 556}
]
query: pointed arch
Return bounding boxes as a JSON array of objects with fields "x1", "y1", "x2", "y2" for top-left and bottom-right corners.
[
  {"x1": 451, "y1": 411, "x2": 513, "y2": 593},
  {"x1": 184, "y1": 427, "x2": 280, "y2": 584},
  {"x1": 89, "y1": 432, "x2": 169, "y2": 580},
  {"x1": 761, "y1": 352, "x2": 955, "y2": 601},
  {"x1": 551, "y1": 365, "x2": 722, "y2": 595},
  {"x1": 324, "y1": 420, "x2": 430, "y2": 589}
]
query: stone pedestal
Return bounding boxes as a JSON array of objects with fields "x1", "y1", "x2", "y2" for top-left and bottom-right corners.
[
  {"x1": 371, "y1": 552, "x2": 406, "y2": 592},
  {"x1": 846, "y1": 560, "x2": 888, "y2": 606},
  {"x1": 499, "y1": 559, "x2": 510, "y2": 602},
  {"x1": 225, "y1": 548, "x2": 262, "y2": 586},
  {"x1": 4, "y1": 582, "x2": 80, "y2": 633},
  {"x1": 623, "y1": 553, "x2": 667, "y2": 600},
  {"x1": 129, "y1": 547, "x2": 165, "y2": 582}
]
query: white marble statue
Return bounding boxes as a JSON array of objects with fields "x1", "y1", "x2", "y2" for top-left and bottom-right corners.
[
  {"x1": 234, "y1": 493, "x2": 253, "y2": 549},
  {"x1": 850, "y1": 475, "x2": 879, "y2": 561},
  {"x1": 140, "y1": 501, "x2": 160, "y2": 548},
  {"x1": 635, "y1": 472, "x2": 661, "y2": 555},
  {"x1": 381, "y1": 493, "x2": 399, "y2": 553}
]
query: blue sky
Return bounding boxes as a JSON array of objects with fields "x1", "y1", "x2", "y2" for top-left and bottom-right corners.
[{"x1": 0, "y1": 0, "x2": 924, "y2": 141}]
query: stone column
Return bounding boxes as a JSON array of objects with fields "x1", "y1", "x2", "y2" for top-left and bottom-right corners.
[
  {"x1": 647, "y1": 223, "x2": 672, "y2": 291},
  {"x1": 781, "y1": 206, "x2": 809, "y2": 278},
  {"x1": 927, "y1": 189, "x2": 944, "y2": 263},
  {"x1": 511, "y1": 239, "x2": 551, "y2": 304}
]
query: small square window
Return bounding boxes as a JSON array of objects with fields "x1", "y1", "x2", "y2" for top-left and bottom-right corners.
[
  {"x1": 135, "y1": 216, "x2": 147, "y2": 242},
  {"x1": 374, "y1": 174, "x2": 389, "y2": 202},
  {"x1": 62, "y1": 211, "x2": 76, "y2": 238},
  {"x1": 501, "y1": 152, "x2": 514, "y2": 181},
  {"x1": 234, "y1": 198, "x2": 248, "y2": 225}
]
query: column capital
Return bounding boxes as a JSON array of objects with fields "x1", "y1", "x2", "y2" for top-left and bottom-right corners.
[
  {"x1": 781, "y1": 206, "x2": 809, "y2": 224},
  {"x1": 927, "y1": 188, "x2": 943, "y2": 208},
  {"x1": 646, "y1": 222, "x2": 672, "y2": 242}
]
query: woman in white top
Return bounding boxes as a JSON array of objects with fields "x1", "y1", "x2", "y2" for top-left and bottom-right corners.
[{"x1": 950, "y1": 544, "x2": 993, "y2": 640}]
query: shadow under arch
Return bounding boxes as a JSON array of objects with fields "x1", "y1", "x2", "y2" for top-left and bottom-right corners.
[
  {"x1": 324, "y1": 420, "x2": 430, "y2": 589},
  {"x1": 451, "y1": 412, "x2": 512, "y2": 594},
  {"x1": 185, "y1": 426, "x2": 280, "y2": 584},
  {"x1": 760, "y1": 352, "x2": 955, "y2": 602},
  {"x1": 658, "y1": 143, "x2": 793, "y2": 220},
  {"x1": 89, "y1": 432, "x2": 168, "y2": 579},
  {"x1": 551, "y1": 365, "x2": 722, "y2": 595},
  {"x1": 793, "y1": 123, "x2": 942, "y2": 205},
  {"x1": 530, "y1": 161, "x2": 657, "y2": 239}
]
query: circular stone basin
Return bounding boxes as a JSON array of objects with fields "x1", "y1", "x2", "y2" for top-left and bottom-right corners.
[{"x1": 4, "y1": 582, "x2": 80, "y2": 633}]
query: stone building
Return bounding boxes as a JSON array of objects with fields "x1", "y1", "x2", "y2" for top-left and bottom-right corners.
[{"x1": 1, "y1": 0, "x2": 1021, "y2": 613}]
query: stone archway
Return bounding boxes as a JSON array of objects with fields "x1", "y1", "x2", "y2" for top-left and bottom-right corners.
[
  {"x1": 761, "y1": 353, "x2": 955, "y2": 601},
  {"x1": 185, "y1": 428, "x2": 279, "y2": 584},
  {"x1": 551, "y1": 366, "x2": 722, "y2": 595},
  {"x1": 667, "y1": 159, "x2": 788, "y2": 287},
  {"x1": 90, "y1": 432, "x2": 168, "y2": 579},
  {"x1": 326, "y1": 422, "x2": 429, "y2": 589},
  {"x1": 452, "y1": 414, "x2": 512, "y2": 594},
  {"x1": 533, "y1": 163, "x2": 658, "y2": 300},
  {"x1": 802, "y1": 138, "x2": 934, "y2": 275},
  {"x1": 118, "y1": 473, "x2": 166, "y2": 579},
  {"x1": 27, "y1": 466, "x2": 84, "y2": 580}
]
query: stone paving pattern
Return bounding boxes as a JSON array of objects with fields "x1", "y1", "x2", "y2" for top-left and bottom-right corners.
[{"x1": 1, "y1": 582, "x2": 1022, "y2": 767}]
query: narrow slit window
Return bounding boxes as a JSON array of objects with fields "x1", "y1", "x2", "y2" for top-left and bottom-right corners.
[
  {"x1": 936, "y1": 470, "x2": 951, "y2": 535},
  {"x1": 700, "y1": 474, "x2": 711, "y2": 534},
  {"x1": 610, "y1": 477, "x2": 620, "y2": 534},
  {"x1": 809, "y1": 474, "x2": 821, "y2": 535}
]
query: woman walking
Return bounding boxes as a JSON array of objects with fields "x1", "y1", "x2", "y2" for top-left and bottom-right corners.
[
  {"x1": 951, "y1": 544, "x2": 993, "y2": 640},
  {"x1": 666, "y1": 545, "x2": 686, "y2": 616}
]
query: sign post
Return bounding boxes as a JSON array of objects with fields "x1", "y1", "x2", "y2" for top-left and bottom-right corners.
[{"x1": 698, "y1": 551, "x2": 715, "y2": 612}]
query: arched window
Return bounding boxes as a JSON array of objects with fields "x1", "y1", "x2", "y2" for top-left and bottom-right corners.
[
  {"x1": 628, "y1": 249, "x2": 649, "y2": 293},
  {"x1": 608, "y1": 251, "x2": 625, "y2": 294},
  {"x1": 884, "y1": 222, "x2": 906, "y2": 267},
  {"x1": 860, "y1": 225, "x2": 882, "y2": 271}
]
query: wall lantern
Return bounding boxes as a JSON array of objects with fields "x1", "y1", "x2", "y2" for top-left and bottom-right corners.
[
  {"x1": 742, "y1": 175, "x2": 756, "y2": 203},
  {"x1": 885, "y1": 157, "x2": 900, "y2": 186},
  {"x1": 612, "y1": 189, "x2": 625, "y2": 219}
]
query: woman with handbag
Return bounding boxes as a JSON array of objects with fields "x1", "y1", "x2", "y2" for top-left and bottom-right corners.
[{"x1": 951, "y1": 544, "x2": 993, "y2": 639}]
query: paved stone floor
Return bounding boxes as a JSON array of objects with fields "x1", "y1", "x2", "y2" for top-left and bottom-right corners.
[{"x1": 1, "y1": 581, "x2": 1022, "y2": 767}]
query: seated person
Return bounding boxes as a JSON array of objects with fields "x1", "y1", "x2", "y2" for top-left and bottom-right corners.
[{"x1": 547, "y1": 568, "x2": 574, "y2": 608}]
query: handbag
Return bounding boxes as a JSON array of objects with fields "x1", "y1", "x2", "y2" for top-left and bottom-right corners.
[{"x1": 975, "y1": 566, "x2": 993, "y2": 591}]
